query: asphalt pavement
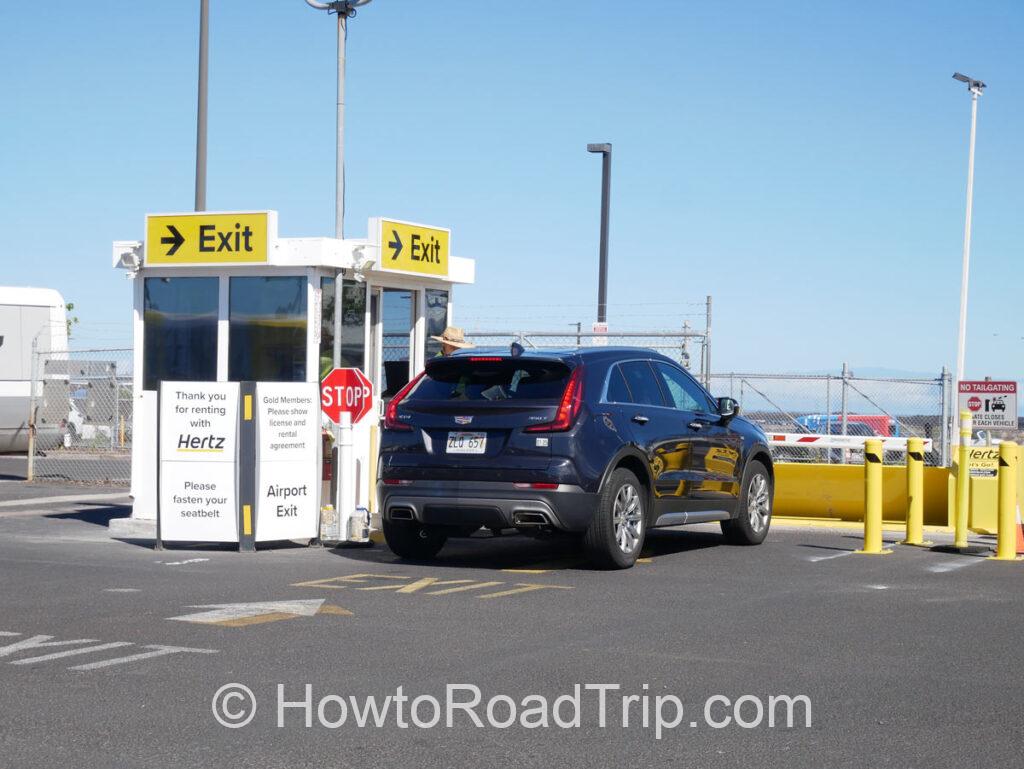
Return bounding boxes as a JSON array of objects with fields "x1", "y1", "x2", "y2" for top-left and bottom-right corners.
[{"x1": 0, "y1": 495, "x2": 1021, "y2": 769}]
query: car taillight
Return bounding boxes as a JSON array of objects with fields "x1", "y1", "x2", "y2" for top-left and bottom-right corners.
[
  {"x1": 525, "y1": 366, "x2": 584, "y2": 433},
  {"x1": 513, "y1": 482, "x2": 559, "y2": 489},
  {"x1": 384, "y1": 371, "x2": 425, "y2": 431}
]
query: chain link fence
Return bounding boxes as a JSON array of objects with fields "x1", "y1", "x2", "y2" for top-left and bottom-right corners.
[
  {"x1": 28, "y1": 348, "x2": 133, "y2": 485},
  {"x1": 709, "y1": 369, "x2": 953, "y2": 466},
  {"x1": 464, "y1": 331, "x2": 711, "y2": 385}
]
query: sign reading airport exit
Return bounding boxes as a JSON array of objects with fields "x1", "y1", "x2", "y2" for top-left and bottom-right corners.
[
  {"x1": 373, "y1": 217, "x2": 449, "y2": 277},
  {"x1": 145, "y1": 211, "x2": 274, "y2": 265}
]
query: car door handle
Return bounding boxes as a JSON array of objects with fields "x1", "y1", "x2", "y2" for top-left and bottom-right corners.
[
  {"x1": 688, "y1": 420, "x2": 704, "y2": 431},
  {"x1": 632, "y1": 414, "x2": 650, "y2": 425}
]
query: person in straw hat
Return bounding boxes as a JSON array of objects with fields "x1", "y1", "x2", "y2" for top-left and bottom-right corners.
[{"x1": 431, "y1": 326, "x2": 475, "y2": 356}]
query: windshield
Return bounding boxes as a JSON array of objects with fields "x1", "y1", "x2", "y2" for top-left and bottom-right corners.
[{"x1": 412, "y1": 359, "x2": 571, "y2": 402}]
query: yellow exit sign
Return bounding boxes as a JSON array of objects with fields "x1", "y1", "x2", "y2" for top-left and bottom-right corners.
[
  {"x1": 376, "y1": 218, "x2": 449, "y2": 277},
  {"x1": 145, "y1": 211, "x2": 274, "y2": 265}
]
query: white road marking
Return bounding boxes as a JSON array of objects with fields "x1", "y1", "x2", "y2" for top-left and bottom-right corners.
[
  {"x1": 11, "y1": 642, "x2": 133, "y2": 665},
  {"x1": 70, "y1": 644, "x2": 218, "y2": 671},
  {"x1": 0, "y1": 635, "x2": 99, "y2": 658},
  {"x1": 168, "y1": 599, "x2": 325, "y2": 625},
  {"x1": 0, "y1": 632, "x2": 19, "y2": 637},
  {"x1": 928, "y1": 557, "x2": 985, "y2": 573},
  {"x1": 162, "y1": 558, "x2": 210, "y2": 566},
  {"x1": 0, "y1": 492, "x2": 129, "y2": 509},
  {"x1": 806, "y1": 550, "x2": 854, "y2": 562},
  {"x1": 104, "y1": 588, "x2": 141, "y2": 593}
]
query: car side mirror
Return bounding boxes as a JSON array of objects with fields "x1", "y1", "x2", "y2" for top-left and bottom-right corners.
[{"x1": 717, "y1": 397, "x2": 740, "y2": 419}]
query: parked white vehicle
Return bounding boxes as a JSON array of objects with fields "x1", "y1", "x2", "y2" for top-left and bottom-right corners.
[{"x1": 0, "y1": 287, "x2": 68, "y2": 453}]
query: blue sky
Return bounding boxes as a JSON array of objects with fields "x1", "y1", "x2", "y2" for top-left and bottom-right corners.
[{"x1": 1, "y1": 0, "x2": 1021, "y2": 377}]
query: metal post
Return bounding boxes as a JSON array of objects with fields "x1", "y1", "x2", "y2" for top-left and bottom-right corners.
[
  {"x1": 681, "y1": 320, "x2": 690, "y2": 369},
  {"x1": 954, "y1": 88, "x2": 980, "y2": 419},
  {"x1": 26, "y1": 338, "x2": 38, "y2": 482},
  {"x1": 337, "y1": 410, "x2": 354, "y2": 540},
  {"x1": 704, "y1": 295, "x2": 712, "y2": 389},
  {"x1": 902, "y1": 437, "x2": 928, "y2": 546},
  {"x1": 825, "y1": 375, "x2": 832, "y2": 464},
  {"x1": 335, "y1": 11, "x2": 347, "y2": 238},
  {"x1": 840, "y1": 362, "x2": 849, "y2": 464},
  {"x1": 587, "y1": 143, "x2": 612, "y2": 324},
  {"x1": 954, "y1": 410, "x2": 972, "y2": 549},
  {"x1": 856, "y1": 439, "x2": 891, "y2": 555},
  {"x1": 939, "y1": 366, "x2": 950, "y2": 466},
  {"x1": 194, "y1": 0, "x2": 209, "y2": 211}
]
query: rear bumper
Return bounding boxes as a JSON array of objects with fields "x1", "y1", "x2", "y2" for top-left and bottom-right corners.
[{"x1": 378, "y1": 480, "x2": 596, "y2": 533}]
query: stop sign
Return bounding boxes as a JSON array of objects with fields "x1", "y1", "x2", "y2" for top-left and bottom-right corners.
[
  {"x1": 967, "y1": 395, "x2": 982, "y2": 412},
  {"x1": 321, "y1": 367, "x2": 374, "y2": 424}
]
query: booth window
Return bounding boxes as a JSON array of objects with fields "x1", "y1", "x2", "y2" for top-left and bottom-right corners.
[
  {"x1": 340, "y1": 279, "x2": 366, "y2": 370},
  {"x1": 424, "y1": 288, "x2": 449, "y2": 360},
  {"x1": 320, "y1": 276, "x2": 335, "y2": 380},
  {"x1": 318, "y1": 276, "x2": 366, "y2": 380},
  {"x1": 142, "y1": 277, "x2": 218, "y2": 391},
  {"x1": 229, "y1": 276, "x2": 307, "y2": 382}
]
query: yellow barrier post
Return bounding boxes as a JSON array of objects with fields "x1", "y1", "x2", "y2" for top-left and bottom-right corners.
[
  {"x1": 900, "y1": 437, "x2": 930, "y2": 546},
  {"x1": 954, "y1": 410, "x2": 972, "y2": 550},
  {"x1": 991, "y1": 441, "x2": 1019, "y2": 561},
  {"x1": 856, "y1": 438, "x2": 891, "y2": 555}
]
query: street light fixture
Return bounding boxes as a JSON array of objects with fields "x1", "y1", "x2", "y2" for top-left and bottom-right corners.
[
  {"x1": 587, "y1": 143, "x2": 612, "y2": 325},
  {"x1": 951, "y1": 71, "x2": 986, "y2": 441},
  {"x1": 304, "y1": 0, "x2": 375, "y2": 239}
]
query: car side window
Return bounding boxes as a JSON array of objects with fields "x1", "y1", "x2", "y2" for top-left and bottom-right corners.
[
  {"x1": 606, "y1": 365, "x2": 633, "y2": 403},
  {"x1": 654, "y1": 362, "x2": 714, "y2": 413},
  {"x1": 619, "y1": 361, "x2": 668, "y2": 407}
]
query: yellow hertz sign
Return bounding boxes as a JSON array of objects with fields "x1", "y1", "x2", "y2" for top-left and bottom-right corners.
[
  {"x1": 146, "y1": 212, "x2": 270, "y2": 265},
  {"x1": 379, "y1": 218, "x2": 449, "y2": 277}
]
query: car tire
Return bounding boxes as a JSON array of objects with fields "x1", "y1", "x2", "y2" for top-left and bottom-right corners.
[
  {"x1": 721, "y1": 459, "x2": 772, "y2": 545},
  {"x1": 583, "y1": 468, "x2": 646, "y2": 569},
  {"x1": 382, "y1": 519, "x2": 447, "y2": 560}
]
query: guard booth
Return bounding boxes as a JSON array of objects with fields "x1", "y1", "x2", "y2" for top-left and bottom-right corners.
[{"x1": 113, "y1": 210, "x2": 475, "y2": 528}]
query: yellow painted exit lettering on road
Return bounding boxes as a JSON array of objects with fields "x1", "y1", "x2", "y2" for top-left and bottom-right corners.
[
  {"x1": 379, "y1": 218, "x2": 449, "y2": 277},
  {"x1": 146, "y1": 212, "x2": 270, "y2": 265}
]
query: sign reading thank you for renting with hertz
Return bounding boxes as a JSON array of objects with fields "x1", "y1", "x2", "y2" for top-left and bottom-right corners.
[
  {"x1": 145, "y1": 211, "x2": 273, "y2": 265},
  {"x1": 158, "y1": 382, "x2": 240, "y2": 542}
]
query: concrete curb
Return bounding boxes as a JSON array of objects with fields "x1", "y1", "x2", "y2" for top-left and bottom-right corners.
[{"x1": 109, "y1": 517, "x2": 157, "y2": 540}]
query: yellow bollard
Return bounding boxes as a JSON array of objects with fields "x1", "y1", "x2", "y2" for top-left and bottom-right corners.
[
  {"x1": 856, "y1": 438, "x2": 891, "y2": 555},
  {"x1": 992, "y1": 441, "x2": 1019, "y2": 561},
  {"x1": 954, "y1": 410, "x2": 972, "y2": 550},
  {"x1": 900, "y1": 437, "x2": 930, "y2": 546}
]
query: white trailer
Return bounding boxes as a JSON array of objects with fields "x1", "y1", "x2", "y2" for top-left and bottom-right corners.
[{"x1": 0, "y1": 287, "x2": 69, "y2": 452}]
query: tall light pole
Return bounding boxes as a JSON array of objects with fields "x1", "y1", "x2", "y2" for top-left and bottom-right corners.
[
  {"x1": 194, "y1": 0, "x2": 210, "y2": 211},
  {"x1": 304, "y1": 0, "x2": 374, "y2": 239},
  {"x1": 587, "y1": 143, "x2": 612, "y2": 324},
  {"x1": 951, "y1": 71, "x2": 986, "y2": 439}
]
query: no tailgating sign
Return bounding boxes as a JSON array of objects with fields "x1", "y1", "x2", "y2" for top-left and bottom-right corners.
[{"x1": 958, "y1": 380, "x2": 1018, "y2": 430}]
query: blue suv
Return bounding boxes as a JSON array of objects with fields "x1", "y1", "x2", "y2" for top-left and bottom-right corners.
[{"x1": 378, "y1": 347, "x2": 773, "y2": 568}]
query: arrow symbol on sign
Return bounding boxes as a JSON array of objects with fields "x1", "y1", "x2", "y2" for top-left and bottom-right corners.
[
  {"x1": 388, "y1": 229, "x2": 403, "y2": 260},
  {"x1": 167, "y1": 599, "x2": 351, "y2": 627},
  {"x1": 160, "y1": 224, "x2": 185, "y2": 256}
]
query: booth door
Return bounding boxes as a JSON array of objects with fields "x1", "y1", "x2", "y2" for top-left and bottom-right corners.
[{"x1": 371, "y1": 287, "x2": 416, "y2": 403}]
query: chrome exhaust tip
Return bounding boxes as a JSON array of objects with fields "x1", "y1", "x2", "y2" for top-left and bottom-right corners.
[{"x1": 513, "y1": 511, "x2": 550, "y2": 527}]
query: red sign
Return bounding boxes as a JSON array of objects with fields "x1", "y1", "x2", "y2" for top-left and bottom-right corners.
[
  {"x1": 967, "y1": 396, "x2": 982, "y2": 411},
  {"x1": 320, "y1": 368, "x2": 374, "y2": 425},
  {"x1": 959, "y1": 380, "x2": 1016, "y2": 394}
]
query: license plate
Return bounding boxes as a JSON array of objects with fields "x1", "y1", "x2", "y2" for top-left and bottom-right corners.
[{"x1": 447, "y1": 431, "x2": 487, "y2": 454}]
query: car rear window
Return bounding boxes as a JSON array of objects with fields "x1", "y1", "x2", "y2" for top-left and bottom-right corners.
[{"x1": 411, "y1": 359, "x2": 571, "y2": 402}]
